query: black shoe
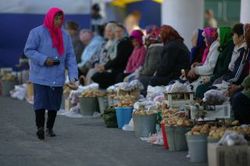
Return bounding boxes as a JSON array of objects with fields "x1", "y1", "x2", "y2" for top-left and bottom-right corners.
[
  {"x1": 46, "y1": 129, "x2": 56, "y2": 137},
  {"x1": 36, "y1": 128, "x2": 45, "y2": 140}
]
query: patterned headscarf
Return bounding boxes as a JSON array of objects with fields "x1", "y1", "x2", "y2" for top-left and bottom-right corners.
[
  {"x1": 145, "y1": 25, "x2": 161, "y2": 43},
  {"x1": 160, "y1": 25, "x2": 183, "y2": 44}
]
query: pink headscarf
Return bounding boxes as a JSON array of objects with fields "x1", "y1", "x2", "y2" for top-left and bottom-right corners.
[
  {"x1": 43, "y1": 7, "x2": 65, "y2": 56},
  {"x1": 130, "y1": 30, "x2": 144, "y2": 46},
  {"x1": 201, "y1": 27, "x2": 218, "y2": 64}
]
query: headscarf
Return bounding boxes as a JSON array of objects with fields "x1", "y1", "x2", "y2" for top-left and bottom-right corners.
[
  {"x1": 245, "y1": 24, "x2": 250, "y2": 48},
  {"x1": 244, "y1": 23, "x2": 250, "y2": 36},
  {"x1": 190, "y1": 29, "x2": 205, "y2": 63},
  {"x1": 201, "y1": 27, "x2": 218, "y2": 64},
  {"x1": 160, "y1": 25, "x2": 183, "y2": 44},
  {"x1": 43, "y1": 7, "x2": 64, "y2": 56},
  {"x1": 130, "y1": 29, "x2": 144, "y2": 46},
  {"x1": 218, "y1": 26, "x2": 232, "y2": 52},
  {"x1": 145, "y1": 25, "x2": 161, "y2": 43}
]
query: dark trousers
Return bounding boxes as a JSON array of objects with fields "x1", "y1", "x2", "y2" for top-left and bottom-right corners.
[
  {"x1": 92, "y1": 71, "x2": 121, "y2": 89},
  {"x1": 232, "y1": 92, "x2": 250, "y2": 124},
  {"x1": 35, "y1": 109, "x2": 57, "y2": 130}
]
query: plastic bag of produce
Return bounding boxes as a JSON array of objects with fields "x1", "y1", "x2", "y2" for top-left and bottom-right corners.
[
  {"x1": 203, "y1": 89, "x2": 228, "y2": 105},
  {"x1": 218, "y1": 131, "x2": 248, "y2": 146}
]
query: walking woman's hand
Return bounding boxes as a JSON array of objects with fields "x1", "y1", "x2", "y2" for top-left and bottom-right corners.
[
  {"x1": 45, "y1": 58, "x2": 54, "y2": 66},
  {"x1": 66, "y1": 81, "x2": 79, "y2": 90}
]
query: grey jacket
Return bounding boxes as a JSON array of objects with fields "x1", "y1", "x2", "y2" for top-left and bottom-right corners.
[{"x1": 140, "y1": 43, "x2": 163, "y2": 76}]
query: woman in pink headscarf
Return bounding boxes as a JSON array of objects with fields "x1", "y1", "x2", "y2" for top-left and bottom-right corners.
[
  {"x1": 117, "y1": 29, "x2": 147, "y2": 82},
  {"x1": 187, "y1": 27, "x2": 220, "y2": 90},
  {"x1": 188, "y1": 27, "x2": 220, "y2": 80},
  {"x1": 24, "y1": 8, "x2": 78, "y2": 140}
]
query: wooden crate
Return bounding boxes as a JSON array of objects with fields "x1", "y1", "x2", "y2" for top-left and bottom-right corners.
[
  {"x1": 208, "y1": 143, "x2": 250, "y2": 166},
  {"x1": 164, "y1": 92, "x2": 194, "y2": 108}
]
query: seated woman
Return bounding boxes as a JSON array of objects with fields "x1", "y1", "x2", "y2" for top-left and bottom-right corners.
[
  {"x1": 91, "y1": 24, "x2": 133, "y2": 89},
  {"x1": 145, "y1": 25, "x2": 190, "y2": 87},
  {"x1": 218, "y1": 24, "x2": 249, "y2": 85},
  {"x1": 231, "y1": 75, "x2": 250, "y2": 124},
  {"x1": 138, "y1": 26, "x2": 163, "y2": 88},
  {"x1": 188, "y1": 27, "x2": 220, "y2": 91},
  {"x1": 84, "y1": 22, "x2": 117, "y2": 85},
  {"x1": 116, "y1": 29, "x2": 147, "y2": 82},
  {"x1": 190, "y1": 29, "x2": 206, "y2": 64},
  {"x1": 195, "y1": 26, "x2": 234, "y2": 97},
  {"x1": 196, "y1": 24, "x2": 249, "y2": 98}
]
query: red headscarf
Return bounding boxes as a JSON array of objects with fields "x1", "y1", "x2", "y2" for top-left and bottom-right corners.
[
  {"x1": 160, "y1": 25, "x2": 183, "y2": 44},
  {"x1": 43, "y1": 7, "x2": 64, "y2": 56},
  {"x1": 201, "y1": 27, "x2": 218, "y2": 64},
  {"x1": 145, "y1": 25, "x2": 161, "y2": 43}
]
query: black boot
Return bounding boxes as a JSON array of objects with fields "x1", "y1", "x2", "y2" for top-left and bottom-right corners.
[
  {"x1": 46, "y1": 129, "x2": 56, "y2": 137},
  {"x1": 35, "y1": 110, "x2": 45, "y2": 140},
  {"x1": 46, "y1": 111, "x2": 57, "y2": 137},
  {"x1": 36, "y1": 127, "x2": 45, "y2": 140}
]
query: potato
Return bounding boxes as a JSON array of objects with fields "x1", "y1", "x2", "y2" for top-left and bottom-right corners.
[{"x1": 232, "y1": 120, "x2": 240, "y2": 126}]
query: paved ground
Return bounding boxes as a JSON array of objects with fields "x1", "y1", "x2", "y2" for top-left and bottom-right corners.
[{"x1": 0, "y1": 96, "x2": 207, "y2": 166}]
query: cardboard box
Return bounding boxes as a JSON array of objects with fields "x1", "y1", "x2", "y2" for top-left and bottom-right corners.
[
  {"x1": 64, "y1": 98, "x2": 72, "y2": 111},
  {"x1": 26, "y1": 83, "x2": 33, "y2": 100},
  {"x1": 208, "y1": 143, "x2": 250, "y2": 166}
]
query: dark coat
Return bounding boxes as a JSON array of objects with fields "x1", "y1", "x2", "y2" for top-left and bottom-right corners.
[
  {"x1": 150, "y1": 39, "x2": 190, "y2": 86},
  {"x1": 104, "y1": 37, "x2": 133, "y2": 73}
]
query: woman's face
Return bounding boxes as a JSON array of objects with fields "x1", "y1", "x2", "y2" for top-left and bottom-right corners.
[
  {"x1": 105, "y1": 26, "x2": 115, "y2": 40},
  {"x1": 204, "y1": 37, "x2": 208, "y2": 46},
  {"x1": 54, "y1": 14, "x2": 63, "y2": 28},
  {"x1": 132, "y1": 38, "x2": 140, "y2": 47},
  {"x1": 115, "y1": 27, "x2": 124, "y2": 40},
  {"x1": 233, "y1": 33, "x2": 244, "y2": 46}
]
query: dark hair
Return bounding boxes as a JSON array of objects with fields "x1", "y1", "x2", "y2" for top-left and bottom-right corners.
[
  {"x1": 245, "y1": 29, "x2": 250, "y2": 48},
  {"x1": 92, "y1": 3, "x2": 100, "y2": 12},
  {"x1": 232, "y1": 23, "x2": 244, "y2": 36},
  {"x1": 55, "y1": 11, "x2": 63, "y2": 17},
  {"x1": 205, "y1": 9, "x2": 213, "y2": 15},
  {"x1": 116, "y1": 23, "x2": 126, "y2": 31},
  {"x1": 97, "y1": 24, "x2": 105, "y2": 37},
  {"x1": 66, "y1": 21, "x2": 79, "y2": 31}
]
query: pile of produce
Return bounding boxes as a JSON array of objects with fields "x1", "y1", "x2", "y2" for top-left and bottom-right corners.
[
  {"x1": 133, "y1": 100, "x2": 159, "y2": 115},
  {"x1": 161, "y1": 108, "x2": 193, "y2": 127},
  {"x1": 1, "y1": 73, "x2": 16, "y2": 81}
]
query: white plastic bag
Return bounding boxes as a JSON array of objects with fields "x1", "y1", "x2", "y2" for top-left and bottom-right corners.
[
  {"x1": 165, "y1": 80, "x2": 191, "y2": 93},
  {"x1": 10, "y1": 84, "x2": 27, "y2": 100},
  {"x1": 122, "y1": 119, "x2": 134, "y2": 131},
  {"x1": 218, "y1": 131, "x2": 248, "y2": 146},
  {"x1": 203, "y1": 89, "x2": 228, "y2": 105}
]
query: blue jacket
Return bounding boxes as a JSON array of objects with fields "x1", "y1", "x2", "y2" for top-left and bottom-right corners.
[
  {"x1": 24, "y1": 25, "x2": 78, "y2": 87},
  {"x1": 78, "y1": 35, "x2": 104, "y2": 68}
]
